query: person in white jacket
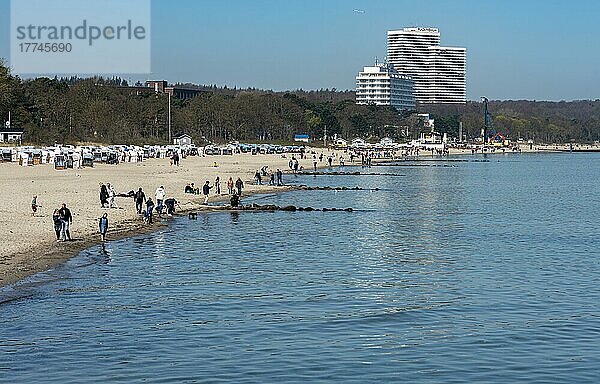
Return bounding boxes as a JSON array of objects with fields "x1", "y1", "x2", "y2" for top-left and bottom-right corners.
[
  {"x1": 108, "y1": 183, "x2": 117, "y2": 208},
  {"x1": 155, "y1": 186, "x2": 166, "y2": 214}
]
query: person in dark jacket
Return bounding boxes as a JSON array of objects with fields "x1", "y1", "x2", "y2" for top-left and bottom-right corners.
[
  {"x1": 58, "y1": 203, "x2": 73, "y2": 241},
  {"x1": 100, "y1": 184, "x2": 109, "y2": 208},
  {"x1": 230, "y1": 193, "x2": 240, "y2": 208},
  {"x1": 52, "y1": 209, "x2": 62, "y2": 241},
  {"x1": 99, "y1": 213, "x2": 109, "y2": 242},
  {"x1": 235, "y1": 178, "x2": 244, "y2": 196},
  {"x1": 202, "y1": 181, "x2": 212, "y2": 204},
  {"x1": 145, "y1": 198, "x2": 155, "y2": 224},
  {"x1": 134, "y1": 188, "x2": 146, "y2": 214},
  {"x1": 164, "y1": 198, "x2": 177, "y2": 216}
]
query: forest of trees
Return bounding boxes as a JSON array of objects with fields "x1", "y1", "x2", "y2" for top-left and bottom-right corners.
[{"x1": 2, "y1": 60, "x2": 600, "y2": 145}]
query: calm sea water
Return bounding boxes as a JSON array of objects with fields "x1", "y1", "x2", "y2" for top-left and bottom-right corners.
[{"x1": 1, "y1": 153, "x2": 600, "y2": 383}]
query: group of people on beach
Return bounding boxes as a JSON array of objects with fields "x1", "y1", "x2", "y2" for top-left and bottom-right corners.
[
  {"x1": 132, "y1": 186, "x2": 178, "y2": 224},
  {"x1": 99, "y1": 183, "x2": 117, "y2": 208},
  {"x1": 185, "y1": 176, "x2": 247, "y2": 205},
  {"x1": 254, "y1": 167, "x2": 284, "y2": 186}
]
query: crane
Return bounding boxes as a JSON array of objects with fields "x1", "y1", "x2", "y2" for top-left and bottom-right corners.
[{"x1": 481, "y1": 97, "x2": 509, "y2": 147}]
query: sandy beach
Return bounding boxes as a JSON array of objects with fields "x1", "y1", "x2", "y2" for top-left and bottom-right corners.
[
  {"x1": 0, "y1": 152, "x2": 320, "y2": 287},
  {"x1": 0, "y1": 143, "x2": 548, "y2": 287}
]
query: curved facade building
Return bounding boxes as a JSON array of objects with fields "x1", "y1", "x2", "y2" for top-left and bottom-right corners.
[{"x1": 387, "y1": 27, "x2": 466, "y2": 104}]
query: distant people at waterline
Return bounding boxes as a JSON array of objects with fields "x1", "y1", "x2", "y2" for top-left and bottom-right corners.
[
  {"x1": 254, "y1": 170, "x2": 262, "y2": 185},
  {"x1": 145, "y1": 198, "x2": 155, "y2": 224},
  {"x1": 227, "y1": 177, "x2": 234, "y2": 195},
  {"x1": 185, "y1": 183, "x2": 199, "y2": 194},
  {"x1": 235, "y1": 177, "x2": 244, "y2": 195},
  {"x1": 276, "y1": 169, "x2": 283, "y2": 186},
  {"x1": 99, "y1": 213, "x2": 109, "y2": 242},
  {"x1": 164, "y1": 198, "x2": 177, "y2": 216},
  {"x1": 230, "y1": 192, "x2": 240, "y2": 208},
  {"x1": 215, "y1": 177, "x2": 221, "y2": 195},
  {"x1": 202, "y1": 181, "x2": 213, "y2": 204},
  {"x1": 155, "y1": 185, "x2": 166, "y2": 214}
]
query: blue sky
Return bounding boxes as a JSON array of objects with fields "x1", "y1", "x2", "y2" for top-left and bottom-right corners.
[{"x1": 1, "y1": 0, "x2": 599, "y2": 100}]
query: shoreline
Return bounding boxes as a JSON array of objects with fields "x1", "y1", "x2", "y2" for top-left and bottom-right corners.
[
  {"x1": 0, "y1": 184, "x2": 295, "y2": 289},
  {"x1": 0, "y1": 152, "x2": 314, "y2": 288},
  {"x1": 0, "y1": 146, "x2": 580, "y2": 289}
]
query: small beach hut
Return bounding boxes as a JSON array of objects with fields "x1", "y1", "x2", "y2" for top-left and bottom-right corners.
[
  {"x1": 294, "y1": 134, "x2": 310, "y2": 143},
  {"x1": 54, "y1": 154, "x2": 66, "y2": 170}
]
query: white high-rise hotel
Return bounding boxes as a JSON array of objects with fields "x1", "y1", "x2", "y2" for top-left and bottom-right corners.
[
  {"x1": 355, "y1": 62, "x2": 415, "y2": 111},
  {"x1": 387, "y1": 27, "x2": 466, "y2": 104}
]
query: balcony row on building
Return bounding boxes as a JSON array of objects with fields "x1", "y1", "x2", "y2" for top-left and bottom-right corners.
[{"x1": 356, "y1": 26, "x2": 466, "y2": 109}]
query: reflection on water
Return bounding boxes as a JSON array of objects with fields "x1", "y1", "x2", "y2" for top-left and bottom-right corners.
[{"x1": 1, "y1": 153, "x2": 600, "y2": 383}]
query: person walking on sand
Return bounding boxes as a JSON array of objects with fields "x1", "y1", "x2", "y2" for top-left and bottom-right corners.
[
  {"x1": 235, "y1": 177, "x2": 244, "y2": 196},
  {"x1": 58, "y1": 203, "x2": 73, "y2": 241},
  {"x1": 31, "y1": 195, "x2": 39, "y2": 216},
  {"x1": 99, "y1": 213, "x2": 109, "y2": 242},
  {"x1": 276, "y1": 169, "x2": 283, "y2": 186},
  {"x1": 202, "y1": 181, "x2": 212, "y2": 204},
  {"x1": 328, "y1": 156, "x2": 333, "y2": 167},
  {"x1": 340, "y1": 156, "x2": 345, "y2": 166},
  {"x1": 269, "y1": 172, "x2": 275, "y2": 185},
  {"x1": 155, "y1": 185, "x2": 166, "y2": 214},
  {"x1": 134, "y1": 187, "x2": 146, "y2": 214},
  {"x1": 108, "y1": 183, "x2": 117, "y2": 208},
  {"x1": 100, "y1": 184, "x2": 109, "y2": 208},
  {"x1": 227, "y1": 177, "x2": 234, "y2": 195},
  {"x1": 52, "y1": 209, "x2": 62, "y2": 242},
  {"x1": 215, "y1": 176, "x2": 221, "y2": 195},
  {"x1": 293, "y1": 158, "x2": 299, "y2": 173}
]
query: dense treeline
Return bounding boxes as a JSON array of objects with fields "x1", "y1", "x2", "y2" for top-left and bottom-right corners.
[
  {"x1": 1, "y1": 60, "x2": 600, "y2": 145},
  {"x1": 427, "y1": 101, "x2": 600, "y2": 143}
]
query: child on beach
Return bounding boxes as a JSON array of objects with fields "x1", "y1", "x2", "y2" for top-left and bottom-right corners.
[
  {"x1": 31, "y1": 195, "x2": 38, "y2": 216},
  {"x1": 99, "y1": 213, "x2": 109, "y2": 242}
]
